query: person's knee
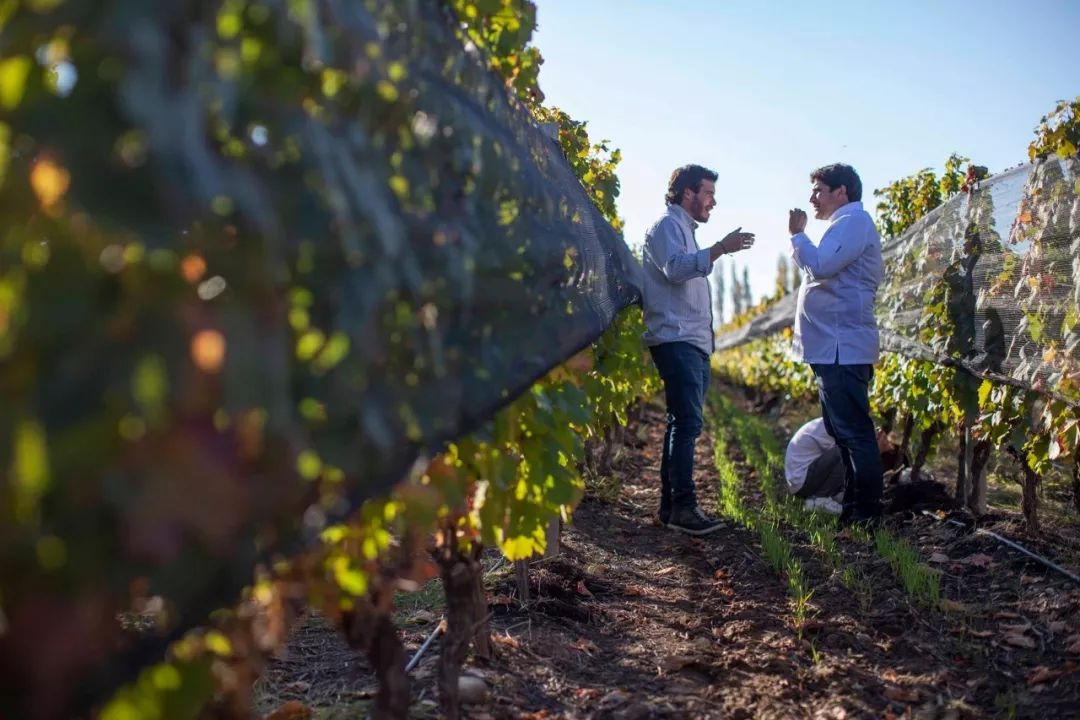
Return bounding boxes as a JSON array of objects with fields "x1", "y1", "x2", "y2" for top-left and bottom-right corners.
[{"x1": 674, "y1": 416, "x2": 704, "y2": 438}]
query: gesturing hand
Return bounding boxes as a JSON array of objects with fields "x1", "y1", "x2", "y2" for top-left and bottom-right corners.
[
  {"x1": 717, "y1": 227, "x2": 756, "y2": 255},
  {"x1": 789, "y1": 209, "x2": 808, "y2": 235}
]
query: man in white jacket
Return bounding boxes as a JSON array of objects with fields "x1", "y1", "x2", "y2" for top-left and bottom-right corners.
[{"x1": 787, "y1": 164, "x2": 885, "y2": 526}]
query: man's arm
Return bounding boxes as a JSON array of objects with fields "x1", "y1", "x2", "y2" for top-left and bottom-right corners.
[
  {"x1": 789, "y1": 214, "x2": 870, "y2": 280},
  {"x1": 646, "y1": 218, "x2": 712, "y2": 284}
]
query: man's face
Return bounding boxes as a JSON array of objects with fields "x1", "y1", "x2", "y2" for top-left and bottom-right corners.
[
  {"x1": 810, "y1": 180, "x2": 847, "y2": 220},
  {"x1": 684, "y1": 179, "x2": 716, "y2": 223}
]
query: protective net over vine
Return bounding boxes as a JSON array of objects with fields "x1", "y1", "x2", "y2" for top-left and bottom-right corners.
[
  {"x1": 715, "y1": 158, "x2": 1080, "y2": 408},
  {"x1": 0, "y1": 1, "x2": 639, "y2": 713}
]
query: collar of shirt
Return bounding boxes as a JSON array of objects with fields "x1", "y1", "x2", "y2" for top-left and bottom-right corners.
[
  {"x1": 828, "y1": 200, "x2": 864, "y2": 222},
  {"x1": 667, "y1": 203, "x2": 699, "y2": 232}
]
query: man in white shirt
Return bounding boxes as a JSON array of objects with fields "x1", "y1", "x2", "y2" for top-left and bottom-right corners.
[
  {"x1": 642, "y1": 164, "x2": 755, "y2": 535},
  {"x1": 787, "y1": 164, "x2": 885, "y2": 526}
]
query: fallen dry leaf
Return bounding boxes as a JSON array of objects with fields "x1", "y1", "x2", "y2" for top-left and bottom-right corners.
[
  {"x1": 569, "y1": 637, "x2": 598, "y2": 654},
  {"x1": 409, "y1": 609, "x2": 437, "y2": 624},
  {"x1": 928, "y1": 552, "x2": 950, "y2": 563},
  {"x1": 267, "y1": 701, "x2": 313, "y2": 720},
  {"x1": 883, "y1": 686, "x2": 920, "y2": 703},
  {"x1": 576, "y1": 580, "x2": 594, "y2": 598},
  {"x1": 1020, "y1": 574, "x2": 1042, "y2": 585},
  {"x1": 1047, "y1": 621, "x2": 1066, "y2": 634},
  {"x1": 939, "y1": 599, "x2": 972, "y2": 614},
  {"x1": 966, "y1": 628, "x2": 994, "y2": 638},
  {"x1": 655, "y1": 566, "x2": 678, "y2": 577},
  {"x1": 1065, "y1": 634, "x2": 1080, "y2": 654},
  {"x1": 962, "y1": 553, "x2": 994, "y2": 568},
  {"x1": 1027, "y1": 666, "x2": 1064, "y2": 686},
  {"x1": 1000, "y1": 622, "x2": 1032, "y2": 634},
  {"x1": 1003, "y1": 633, "x2": 1037, "y2": 649},
  {"x1": 493, "y1": 634, "x2": 520, "y2": 649},
  {"x1": 661, "y1": 655, "x2": 698, "y2": 672}
]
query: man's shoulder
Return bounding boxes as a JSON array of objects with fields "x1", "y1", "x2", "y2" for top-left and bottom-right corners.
[
  {"x1": 647, "y1": 210, "x2": 681, "y2": 237},
  {"x1": 831, "y1": 205, "x2": 878, "y2": 240}
]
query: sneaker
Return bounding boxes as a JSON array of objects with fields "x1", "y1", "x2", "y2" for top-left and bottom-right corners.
[
  {"x1": 804, "y1": 497, "x2": 843, "y2": 515},
  {"x1": 666, "y1": 506, "x2": 724, "y2": 536}
]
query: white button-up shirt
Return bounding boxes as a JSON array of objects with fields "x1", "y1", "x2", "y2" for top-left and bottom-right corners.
[
  {"x1": 641, "y1": 204, "x2": 715, "y2": 356},
  {"x1": 790, "y1": 201, "x2": 883, "y2": 365}
]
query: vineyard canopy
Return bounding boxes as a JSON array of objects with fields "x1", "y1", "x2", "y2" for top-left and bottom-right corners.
[{"x1": 0, "y1": 1, "x2": 640, "y2": 716}]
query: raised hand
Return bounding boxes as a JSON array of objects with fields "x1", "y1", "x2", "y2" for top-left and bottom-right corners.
[{"x1": 789, "y1": 208, "x2": 808, "y2": 235}]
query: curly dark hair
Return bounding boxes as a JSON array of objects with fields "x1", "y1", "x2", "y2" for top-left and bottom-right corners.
[
  {"x1": 665, "y1": 164, "x2": 718, "y2": 206},
  {"x1": 810, "y1": 163, "x2": 862, "y2": 202}
]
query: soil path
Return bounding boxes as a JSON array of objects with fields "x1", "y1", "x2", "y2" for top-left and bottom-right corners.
[{"x1": 257, "y1": 393, "x2": 1080, "y2": 720}]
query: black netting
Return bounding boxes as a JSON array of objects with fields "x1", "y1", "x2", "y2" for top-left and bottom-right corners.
[
  {"x1": 0, "y1": 1, "x2": 639, "y2": 713},
  {"x1": 714, "y1": 158, "x2": 1080, "y2": 408}
]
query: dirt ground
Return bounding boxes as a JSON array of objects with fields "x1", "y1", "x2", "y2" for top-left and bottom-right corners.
[{"x1": 256, "y1": 388, "x2": 1080, "y2": 720}]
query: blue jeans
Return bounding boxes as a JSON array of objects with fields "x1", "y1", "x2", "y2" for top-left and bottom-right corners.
[
  {"x1": 649, "y1": 342, "x2": 710, "y2": 513},
  {"x1": 809, "y1": 362, "x2": 883, "y2": 520}
]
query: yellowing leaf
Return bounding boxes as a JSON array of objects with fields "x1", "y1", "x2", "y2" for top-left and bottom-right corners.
[
  {"x1": 30, "y1": 157, "x2": 71, "y2": 211},
  {"x1": 332, "y1": 556, "x2": 368, "y2": 596},
  {"x1": 13, "y1": 420, "x2": 49, "y2": 521},
  {"x1": 296, "y1": 450, "x2": 321, "y2": 480},
  {"x1": 203, "y1": 631, "x2": 232, "y2": 656},
  {"x1": 0, "y1": 56, "x2": 31, "y2": 110},
  {"x1": 500, "y1": 534, "x2": 539, "y2": 561}
]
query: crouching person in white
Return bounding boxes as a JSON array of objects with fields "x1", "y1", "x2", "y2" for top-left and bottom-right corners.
[{"x1": 784, "y1": 418, "x2": 846, "y2": 514}]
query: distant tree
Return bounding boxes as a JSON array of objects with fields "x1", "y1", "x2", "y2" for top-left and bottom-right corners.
[
  {"x1": 712, "y1": 258, "x2": 726, "y2": 326},
  {"x1": 730, "y1": 263, "x2": 743, "y2": 317},
  {"x1": 791, "y1": 262, "x2": 801, "y2": 294},
  {"x1": 775, "y1": 254, "x2": 790, "y2": 298},
  {"x1": 742, "y1": 266, "x2": 753, "y2": 310}
]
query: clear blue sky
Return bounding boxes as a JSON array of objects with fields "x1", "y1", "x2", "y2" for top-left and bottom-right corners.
[{"x1": 532, "y1": 0, "x2": 1080, "y2": 321}]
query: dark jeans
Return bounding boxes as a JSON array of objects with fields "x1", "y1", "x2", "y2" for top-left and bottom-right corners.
[
  {"x1": 649, "y1": 342, "x2": 710, "y2": 513},
  {"x1": 809, "y1": 362, "x2": 883, "y2": 520},
  {"x1": 796, "y1": 446, "x2": 846, "y2": 499}
]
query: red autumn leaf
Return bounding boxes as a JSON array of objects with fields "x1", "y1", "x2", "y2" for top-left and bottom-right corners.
[{"x1": 267, "y1": 701, "x2": 313, "y2": 720}]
